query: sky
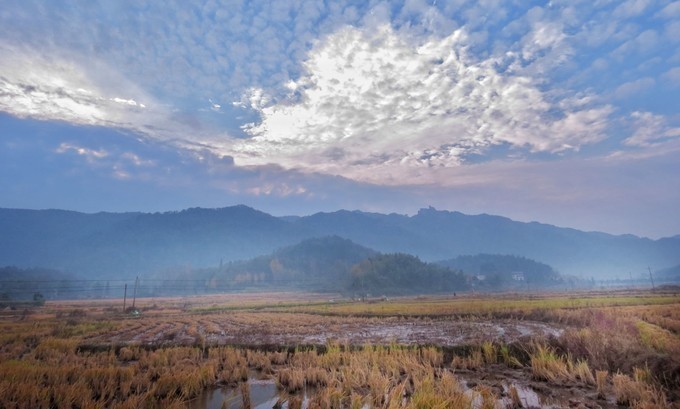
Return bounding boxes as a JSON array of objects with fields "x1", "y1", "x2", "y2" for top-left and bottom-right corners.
[{"x1": 0, "y1": 0, "x2": 679, "y2": 239}]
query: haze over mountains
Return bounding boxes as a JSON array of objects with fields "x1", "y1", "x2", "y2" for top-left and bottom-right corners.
[{"x1": 0, "y1": 205, "x2": 678, "y2": 281}]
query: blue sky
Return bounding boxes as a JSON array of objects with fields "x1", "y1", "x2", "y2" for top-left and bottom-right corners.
[{"x1": 1, "y1": 0, "x2": 679, "y2": 238}]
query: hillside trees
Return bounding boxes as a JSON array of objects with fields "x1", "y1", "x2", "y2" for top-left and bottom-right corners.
[
  {"x1": 349, "y1": 253, "x2": 469, "y2": 295},
  {"x1": 438, "y1": 254, "x2": 563, "y2": 289}
]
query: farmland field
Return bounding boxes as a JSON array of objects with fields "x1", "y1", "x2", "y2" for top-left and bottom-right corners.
[{"x1": 0, "y1": 290, "x2": 678, "y2": 408}]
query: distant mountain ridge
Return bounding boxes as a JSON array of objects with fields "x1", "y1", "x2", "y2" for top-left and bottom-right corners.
[{"x1": 0, "y1": 205, "x2": 678, "y2": 279}]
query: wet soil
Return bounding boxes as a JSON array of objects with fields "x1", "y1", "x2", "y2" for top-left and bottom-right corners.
[
  {"x1": 455, "y1": 365, "x2": 620, "y2": 409},
  {"x1": 84, "y1": 312, "x2": 563, "y2": 348}
]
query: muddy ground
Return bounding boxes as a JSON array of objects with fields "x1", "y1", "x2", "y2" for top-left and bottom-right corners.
[{"x1": 83, "y1": 312, "x2": 563, "y2": 347}]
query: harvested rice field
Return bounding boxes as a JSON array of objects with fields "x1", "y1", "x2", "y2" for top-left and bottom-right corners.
[{"x1": 0, "y1": 290, "x2": 678, "y2": 408}]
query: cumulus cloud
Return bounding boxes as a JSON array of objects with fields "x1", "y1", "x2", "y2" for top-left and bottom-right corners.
[{"x1": 231, "y1": 24, "x2": 612, "y2": 185}]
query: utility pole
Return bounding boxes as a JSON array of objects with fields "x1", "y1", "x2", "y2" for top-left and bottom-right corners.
[
  {"x1": 648, "y1": 267, "x2": 655, "y2": 290},
  {"x1": 123, "y1": 284, "x2": 127, "y2": 312},
  {"x1": 132, "y1": 276, "x2": 139, "y2": 310}
]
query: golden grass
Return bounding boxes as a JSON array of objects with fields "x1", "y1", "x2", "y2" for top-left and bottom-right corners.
[
  {"x1": 572, "y1": 359, "x2": 595, "y2": 385},
  {"x1": 481, "y1": 341, "x2": 497, "y2": 364},
  {"x1": 596, "y1": 370, "x2": 608, "y2": 399},
  {"x1": 530, "y1": 344, "x2": 571, "y2": 382},
  {"x1": 407, "y1": 371, "x2": 470, "y2": 409},
  {"x1": 277, "y1": 368, "x2": 306, "y2": 393},
  {"x1": 613, "y1": 372, "x2": 669, "y2": 408}
]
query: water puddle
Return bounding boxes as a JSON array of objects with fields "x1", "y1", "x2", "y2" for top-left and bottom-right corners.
[
  {"x1": 191, "y1": 375, "x2": 570, "y2": 409},
  {"x1": 461, "y1": 380, "x2": 568, "y2": 409},
  {"x1": 189, "y1": 379, "x2": 277, "y2": 409},
  {"x1": 188, "y1": 378, "x2": 314, "y2": 409}
]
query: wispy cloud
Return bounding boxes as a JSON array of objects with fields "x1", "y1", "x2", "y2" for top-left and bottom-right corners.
[
  {"x1": 0, "y1": 44, "x2": 150, "y2": 128},
  {"x1": 625, "y1": 111, "x2": 680, "y2": 147},
  {"x1": 0, "y1": 43, "x2": 241, "y2": 157},
  {"x1": 613, "y1": 77, "x2": 656, "y2": 99}
]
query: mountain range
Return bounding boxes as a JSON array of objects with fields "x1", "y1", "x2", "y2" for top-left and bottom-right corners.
[{"x1": 0, "y1": 205, "x2": 678, "y2": 279}]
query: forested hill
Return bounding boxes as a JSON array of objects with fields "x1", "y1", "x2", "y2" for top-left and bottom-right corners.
[
  {"x1": 349, "y1": 253, "x2": 469, "y2": 295},
  {"x1": 0, "y1": 206, "x2": 678, "y2": 279},
  {"x1": 201, "y1": 236, "x2": 379, "y2": 292},
  {"x1": 437, "y1": 254, "x2": 562, "y2": 290}
]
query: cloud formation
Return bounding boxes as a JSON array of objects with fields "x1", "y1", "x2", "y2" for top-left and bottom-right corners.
[
  {"x1": 1, "y1": 2, "x2": 676, "y2": 181},
  {"x1": 0, "y1": 0, "x2": 679, "y2": 238}
]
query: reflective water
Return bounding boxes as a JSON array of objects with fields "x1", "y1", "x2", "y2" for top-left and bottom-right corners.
[
  {"x1": 191, "y1": 377, "x2": 567, "y2": 409},
  {"x1": 188, "y1": 379, "x2": 282, "y2": 409}
]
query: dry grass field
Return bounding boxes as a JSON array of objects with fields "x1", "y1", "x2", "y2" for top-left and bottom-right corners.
[{"x1": 0, "y1": 290, "x2": 678, "y2": 408}]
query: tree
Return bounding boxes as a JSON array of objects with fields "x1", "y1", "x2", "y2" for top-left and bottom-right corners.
[{"x1": 32, "y1": 292, "x2": 45, "y2": 306}]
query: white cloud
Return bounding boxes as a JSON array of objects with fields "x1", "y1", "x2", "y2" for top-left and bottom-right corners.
[
  {"x1": 656, "y1": 1, "x2": 680, "y2": 19},
  {"x1": 208, "y1": 99, "x2": 221, "y2": 112},
  {"x1": 665, "y1": 20, "x2": 680, "y2": 43},
  {"x1": 662, "y1": 66, "x2": 680, "y2": 85},
  {"x1": 610, "y1": 29, "x2": 659, "y2": 59},
  {"x1": 111, "y1": 97, "x2": 145, "y2": 108},
  {"x1": 231, "y1": 24, "x2": 612, "y2": 185},
  {"x1": 612, "y1": 0, "x2": 653, "y2": 18},
  {"x1": 121, "y1": 152, "x2": 155, "y2": 167},
  {"x1": 0, "y1": 43, "x2": 235, "y2": 154},
  {"x1": 247, "y1": 183, "x2": 308, "y2": 197},
  {"x1": 624, "y1": 111, "x2": 680, "y2": 147},
  {"x1": 56, "y1": 143, "x2": 108, "y2": 162},
  {"x1": 520, "y1": 20, "x2": 566, "y2": 61},
  {"x1": 612, "y1": 77, "x2": 655, "y2": 99},
  {"x1": 0, "y1": 44, "x2": 145, "y2": 126}
]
